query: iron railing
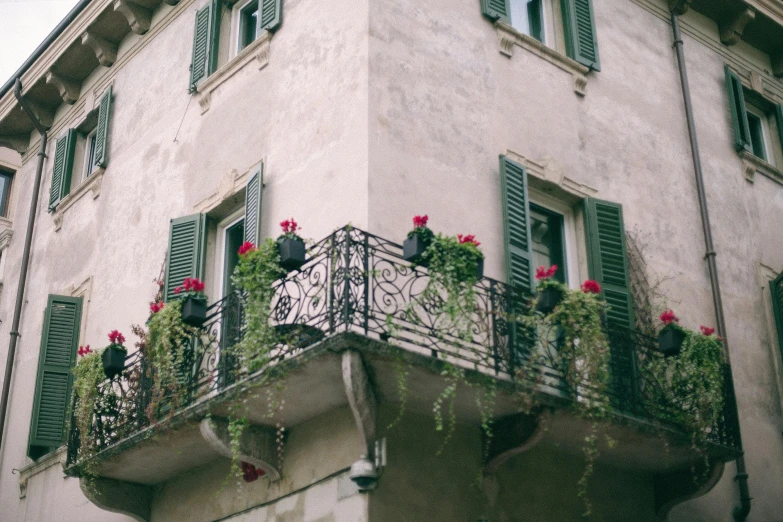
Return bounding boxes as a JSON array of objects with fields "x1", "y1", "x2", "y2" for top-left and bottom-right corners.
[{"x1": 66, "y1": 226, "x2": 741, "y2": 466}]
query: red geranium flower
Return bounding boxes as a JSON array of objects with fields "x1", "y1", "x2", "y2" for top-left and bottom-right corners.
[
  {"x1": 280, "y1": 218, "x2": 301, "y2": 235},
  {"x1": 108, "y1": 330, "x2": 125, "y2": 345},
  {"x1": 238, "y1": 241, "x2": 257, "y2": 256},
  {"x1": 174, "y1": 286, "x2": 182, "y2": 294},
  {"x1": 535, "y1": 265, "x2": 558, "y2": 281},
  {"x1": 77, "y1": 345, "x2": 92, "y2": 357},
  {"x1": 581, "y1": 280, "x2": 601, "y2": 294},
  {"x1": 413, "y1": 215, "x2": 428, "y2": 228},
  {"x1": 150, "y1": 302, "x2": 164, "y2": 314},
  {"x1": 700, "y1": 325, "x2": 715, "y2": 336},
  {"x1": 241, "y1": 461, "x2": 266, "y2": 482},
  {"x1": 457, "y1": 234, "x2": 481, "y2": 247},
  {"x1": 660, "y1": 310, "x2": 679, "y2": 326}
]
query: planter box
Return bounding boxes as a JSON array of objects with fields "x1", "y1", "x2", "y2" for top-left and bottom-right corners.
[
  {"x1": 403, "y1": 234, "x2": 429, "y2": 264},
  {"x1": 279, "y1": 237, "x2": 306, "y2": 271},
  {"x1": 658, "y1": 328, "x2": 686, "y2": 357},
  {"x1": 181, "y1": 296, "x2": 208, "y2": 327},
  {"x1": 536, "y1": 286, "x2": 563, "y2": 315},
  {"x1": 474, "y1": 257, "x2": 484, "y2": 279},
  {"x1": 102, "y1": 346, "x2": 127, "y2": 379}
]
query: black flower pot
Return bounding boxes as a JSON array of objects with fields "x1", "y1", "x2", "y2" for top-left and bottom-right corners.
[
  {"x1": 181, "y1": 296, "x2": 208, "y2": 327},
  {"x1": 279, "y1": 237, "x2": 306, "y2": 271},
  {"x1": 102, "y1": 346, "x2": 126, "y2": 379},
  {"x1": 658, "y1": 327, "x2": 686, "y2": 357},
  {"x1": 535, "y1": 286, "x2": 564, "y2": 315},
  {"x1": 403, "y1": 234, "x2": 430, "y2": 264},
  {"x1": 474, "y1": 257, "x2": 484, "y2": 279}
]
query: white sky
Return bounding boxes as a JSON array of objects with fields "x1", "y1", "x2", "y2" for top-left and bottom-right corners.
[{"x1": 0, "y1": 0, "x2": 81, "y2": 86}]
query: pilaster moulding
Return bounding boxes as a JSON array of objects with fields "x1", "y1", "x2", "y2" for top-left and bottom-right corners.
[
  {"x1": 18, "y1": 446, "x2": 67, "y2": 498},
  {"x1": 196, "y1": 31, "x2": 272, "y2": 114},
  {"x1": 741, "y1": 151, "x2": 783, "y2": 185},
  {"x1": 628, "y1": 0, "x2": 783, "y2": 96},
  {"x1": 495, "y1": 22, "x2": 590, "y2": 96},
  {"x1": 504, "y1": 150, "x2": 599, "y2": 200},
  {"x1": 52, "y1": 168, "x2": 105, "y2": 232}
]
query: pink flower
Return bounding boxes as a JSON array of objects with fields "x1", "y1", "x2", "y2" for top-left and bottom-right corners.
[
  {"x1": 660, "y1": 310, "x2": 679, "y2": 326},
  {"x1": 535, "y1": 265, "x2": 558, "y2": 281},
  {"x1": 413, "y1": 215, "x2": 429, "y2": 228},
  {"x1": 700, "y1": 325, "x2": 715, "y2": 336},
  {"x1": 150, "y1": 302, "x2": 164, "y2": 314},
  {"x1": 581, "y1": 280, "x2": 601, "y2": 294},
  {"x1": 108, "y1": 330, "x2": 125, "y2": 345},
  {"x1": 280, "y1": 218, "x2": 301, "y2": 235},
  {"x1": 238, "y1": 241, "x2": 257, "y2": 256},
  {"x1": 174, "y1": 286, "x2": 182, "y2": 294},
  {"x1": 458, "y1": 234, "x2": 481, "y2": 247},
  {"x1": 77, "y1": 345, "x2": 92, "y2": 357}
]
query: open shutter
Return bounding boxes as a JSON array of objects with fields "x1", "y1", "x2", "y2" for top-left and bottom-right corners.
[
  {"x1": 561, "y1": 0, "x2": 600, "y2": 71},
  {"x1": 164, "y1": 214, "x2": 207, "y2": 301},
  {"x1": 28, "y1": 295, "x2": 82, "y2": 459},
  {"x1": 501, "y1": 156, "x2": 534, "y2": 296},
  {"x1": 189, "y1": 3, "x2": 213, "y2": 92},
  {"x1": 770, "y1": 273, "x2": 783, "y2": 365},
  {"x1": 244, "y1": 165, "x2": 264, "y2": 245},
  {"x1": 480, "y1": 0, "x2": 510, "y2": 24},
  {"x1": 259, "y1": 0, "x2": 282, "y2": 32},
  {"x1": 93, "y1": 86, "x2": 113, "y2": 169},
  {"x1": 48, "y1": 130, "x2": 76, "y2": 212},
  {"x1": 775, "y1": 104, "x2": 783, "y2": 157},
  {"x1": 725, "y1": 65, "x2": 752, "y2": 153}
]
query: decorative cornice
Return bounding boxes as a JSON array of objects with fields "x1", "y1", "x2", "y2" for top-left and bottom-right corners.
[
  {"x1": 45, "y1": 70, "x2": 81, "y2": 105},
  {"x1": 719, "y1": 6, "x2": 756, "y2": 46},
  {"x1": 81, "y1": 31, "x2": 118, "y2": 67},
  {"x1": 113, "y1": 0, "x2": 152, "y2": 35}
]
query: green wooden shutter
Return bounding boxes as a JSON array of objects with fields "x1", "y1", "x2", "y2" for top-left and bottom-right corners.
[
  {"x1": 561, "y1": 0, "x2": 600, "y2": 71},
  {"x1": 775, "y1": 104, "x2": 783, "y2": 157},
  {"x1": 770, "y1": 273, "x2": 783, "y2": 365},
  {"x1": 48, "y1": 129, "x2": 77, "y2": 212},
  {"x1": 259, "y1": 0, "x2": 282, "y2": 32},
  {"x1": 28, "y1": 295, "x2": 82, "y2": 459},
  {"x1": 93, "y1": 86, "x2": 113, "y2": 169},
  {"x1": 725, "y1": 65, "x2": 752, "y2": 153},
  {"x1": 189, "y1": 3, "x2": 213, "y2": 92},
  {"x1": 244, "y1": 165, "x2": 264, "y2": 245},
  {"x1": 164, "y1": 214, "x2": 207, "y2": 301},
  {"x1": 500, "y1": 156, "x2": 534, "y2": 296},
  {"x1": 583, "y1": 198, "x2": 633, "y2": 329},
  {"x1": 480, "y1": 0, "x2": 511, "y2": 24}
]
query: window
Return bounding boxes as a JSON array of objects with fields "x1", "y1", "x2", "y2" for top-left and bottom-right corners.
[
  {"x1": 0, "y1": 168, "x2": 13, "y2": 218},
  {"x1": 237, "y1": 0, "x2": 260, "y2": 52},
  {"x1": 218, "y1": 214, "x2": 246, "y2": 297},
  {"x1": 745, "y1": 96, "x2": 775, "y2": 165},
  {"x1": 530, "y1": 204, "x2": 566, "y2": 285},
  {"x1": 510, "y1": 0, "x2": 544, "y2": 42}
]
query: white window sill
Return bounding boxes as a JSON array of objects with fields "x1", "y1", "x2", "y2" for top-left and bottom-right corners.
[
  {"x1": 494, "y1": 21, "x2": 590, "y2": 96},
  {"x1": 741, "y1": 151, "x2": 783, "y2": 186},
  {"x1": 195, "y1": 30, "x2": 272, "y2": 115},
  {"x1": 18, "y1": 446, "x2": 67, "y2": 498},
  {"x1": 52, "y1": 167, "x2": 104, "y2": 232}
]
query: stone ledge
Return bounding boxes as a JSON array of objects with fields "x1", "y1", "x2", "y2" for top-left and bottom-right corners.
[
  {"x1": 18, "y1": 446, "x2": 67, "y2": 498},
  {"x1": 741, "y1": 151, "x2": 783, "y2": 185}
]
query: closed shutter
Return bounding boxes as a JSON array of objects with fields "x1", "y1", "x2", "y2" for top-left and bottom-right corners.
[
  {"x1": 725, "y1": 65, "x2": 752, "y2": 153},
  {"x1": 93, "y1": 86, "x2": 113, "y2": 169},
  {"x1": 500, "y1": 156, "x2": 534, "y2": 296},
  {"x1": 164, "y1": 214, "x2": 207, "y2": 301},
  {"x1": 770, "y1": 273, "x2": 783, "y2": 365},
  {"x1": 244, "y1": 166, "x2": 264, "y2": 245},
  {"x1": 28, "y1": 295, "x2": 82, "y2": 459},
  {"x1": 561, "y1": 0, "x2": 601, "y2": 71},
  {"x1": 480, "y1": 0, "x2": 511, "y2": 24},
  {"x1": 48, "y1": 129, "x2": 77, "y2": 212},
  {"x1": 189, "y1": 3, "x2": 213, "y2": 92},
  {"x1": 259, "y1": 0, "x2": 282, "y2": 32}
]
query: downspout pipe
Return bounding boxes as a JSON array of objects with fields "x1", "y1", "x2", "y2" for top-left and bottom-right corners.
[
  {"x1": 669, "y1": 5, "x2": 751, "y2": 521},
  {"x1": 0, "y1": 79, "x2": 50, "y2": 454}
]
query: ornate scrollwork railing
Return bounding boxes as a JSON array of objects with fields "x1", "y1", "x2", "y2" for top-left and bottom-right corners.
[{"x1": 66, "y1": 226, "x2": 741, "y2": 467}]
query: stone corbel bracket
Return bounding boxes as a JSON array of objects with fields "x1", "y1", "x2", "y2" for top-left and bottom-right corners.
[
  {"x1": 495, "y1": 22, "x2": 589, "y2": 96},
  {"x1": 80, "y1": 477, "x2": 153, "y2": 522},
  {"x1": 342, "y1": 350, "x2": 377, "y2": 457},
  {"x1": 45, "y1": 70, "x2": 81, "y2": 105},
  {"x1": 654, "y1": 460, "x2": 724, "y2": 520},
  {"x1": 113, "y1": 0, "x2": 152, "y2": 35},
  {"x1": 200, "y1": 417, "x2": 282, "y2": 481},
  {"x1": 81, "y1": 32, "x2": 119, "y2": 67},
  {"x1": 0, "y1": 135, "x2": 29, "y2": 154},
  {"x1": 483, "y1": 410, "x2": 548, "y2": 475},
  {"x1": 719, "y1": 7, "x2": 756, "y2": 46}
]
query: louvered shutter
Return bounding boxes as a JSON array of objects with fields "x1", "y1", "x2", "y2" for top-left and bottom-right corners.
[
  {"x1": 770, "y1": 273, "x2": 783, "y2": 365},
  {"x1": 725, "y1": 65, "x2": 752, "y2": 153},
  {"x1": 775, "y1": 104, "x2": 783, "y2": 156},
  {"x1": 561, "y1": 0, "x2": 600, "y2": 71},
  {"x1": 480, "y1": 0, "x2": 510, "y2": 24},
  {"x1": 164, "y1": 214, "x2": 207, "y2": 301},
  {"x1": 259, "y1": 0, "x2": 282, "y2": 32},
  {"x1": 93, "y1": 86, "x2": 113, "y2": 169},
  {"x1": 189, "y1": 3, "x2": 213, "y2": 92},
  {"x1": 244, "y1": 166, "x2": 264, "y2": 245},
  {"x1": 28, "y1": 295, "x2": 82, "y2": 459},
  {"x1": 48, "y1": 129, "x2": 76, "y2": 212},
  {"x1": 501, "y1": 156, "x2": 534, "y2": 295}
]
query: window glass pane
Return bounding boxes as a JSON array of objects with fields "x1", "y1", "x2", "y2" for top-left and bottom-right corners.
[
  {"x1": 239, "y1": 1, "x2": 259, "y2": 50},
  {"x1": 510, "y1": 0, "x2": 544, "y2": 42},
  {"x1": 223, "y1": 219, "x2": 246, "y2": 296},
  {"x1": 530, "y1": 205, "x2": 565, "y2": 286},
  {"x1": 746, "y1": 111, "x2": 767, "y2": 161},
  {"x1": 86, "y1": 133, "x2": 97, "y2": 177}
]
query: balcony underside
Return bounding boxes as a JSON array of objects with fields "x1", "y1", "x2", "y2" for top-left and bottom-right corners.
[{"x1": 68, "y1": 332, "x2": 740, "y2": 487}]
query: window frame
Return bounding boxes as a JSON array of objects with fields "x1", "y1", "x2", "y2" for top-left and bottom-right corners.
[
  {"x1": 529, "y1": 188, "x2": 581, "y2": 290},
  {"x1": 82, "y1": 129, "x2": 98, "y2": 181},
  {"x1": 745, "y1": 100, "x2": 775, "y2": 166},
  {"x1": 0, "y1": 168, "x2": 13, "y2": 218},
  {"x1": 215, "y1": 209, "x2": 246, "y2": 300}
]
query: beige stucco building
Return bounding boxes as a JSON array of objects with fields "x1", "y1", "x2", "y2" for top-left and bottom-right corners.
[{"x1": 0, "y1": 0, "x2": 782, "y2": 520}]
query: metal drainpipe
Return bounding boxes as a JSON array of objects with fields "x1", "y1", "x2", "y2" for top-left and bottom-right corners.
[
  {"x1": 669, "y1": 4, "x2": 751, "y2": 520},
  {"x1": 0, "y1": 79, "x2": 50, "y2": 454}
]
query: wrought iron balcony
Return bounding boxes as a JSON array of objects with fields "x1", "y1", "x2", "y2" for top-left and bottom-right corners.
[{"x1": 65, "y1": 226, "x2": 741, "y2": 469}]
